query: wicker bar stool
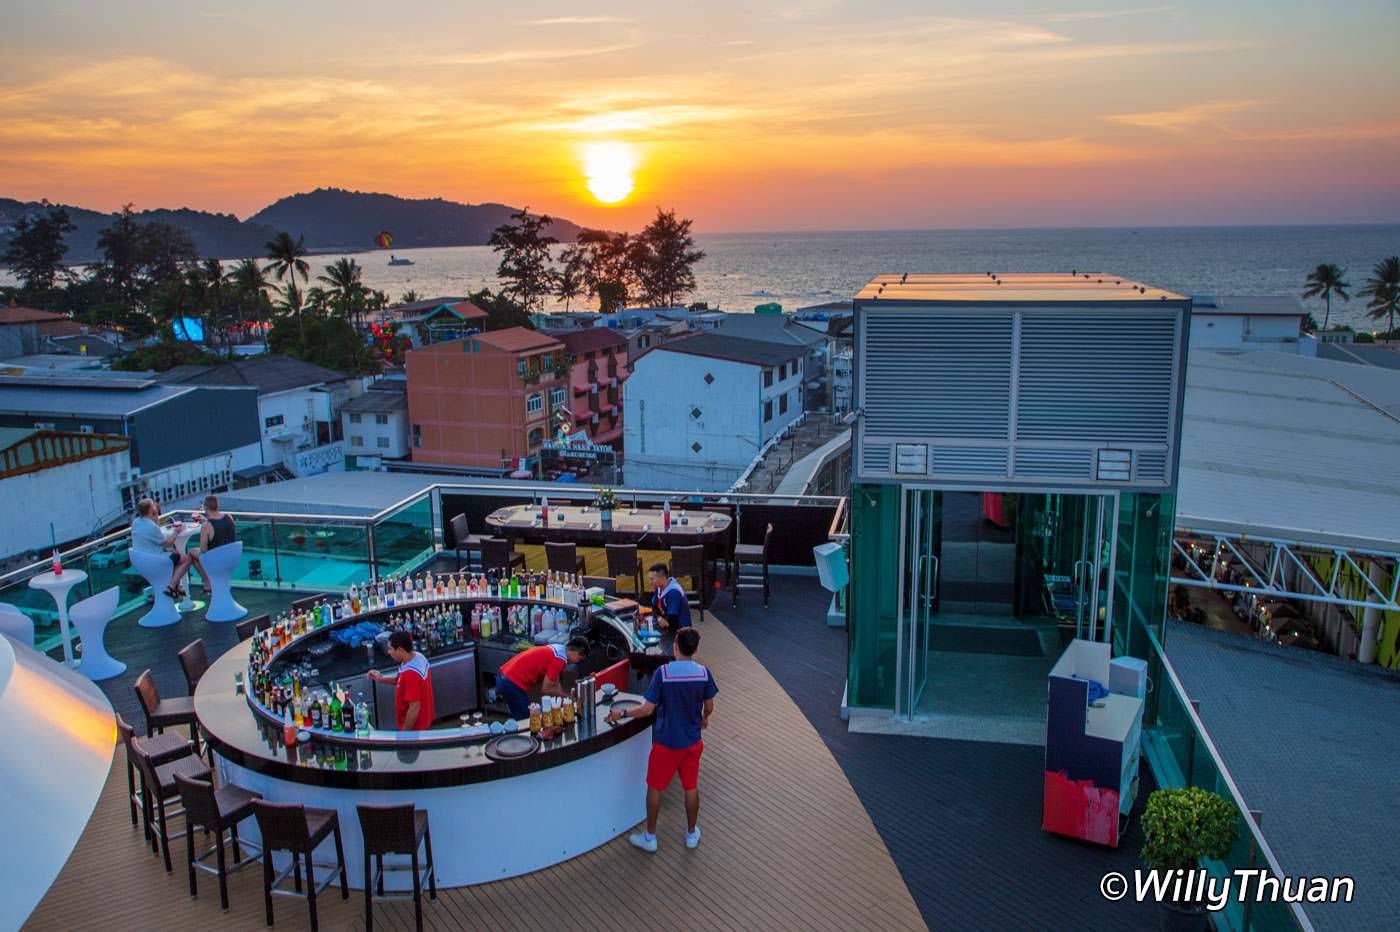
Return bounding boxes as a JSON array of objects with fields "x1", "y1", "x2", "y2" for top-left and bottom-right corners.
[
  {"x1": 670, "y1": 545, "x2": 707, "y2": 616},
  {"x1": 449, "y1": 513, "x2": 488, "y2": 572},
  {"x1": 116, "y1": 714, "x2": 192, "y2": 833},
  {"x1": 252, "y1": 800, "x2": 350, "y2": 932},
  {"x1": 174, "y1": 772, "x2": 262, "y2": 911},
  {"x1": 482, "y1": 537, "x2": 525, "y2": 574},
  {"x1": 733, "y1": 522, "x2": 774, "y2": 608},
  {"x1": 177, "y1": 638, "x2": 210, "y2": 694},
  {"x1": 235, "y1": 613, "x2": 269, "y2": 641},
  {"x1": 134, "y1": 668, "x2": 200, "y2": 747},
  {"x1": 129, "y1": 733, "x2": 212, "y2": 872},
  {"x1": 356, "y1": 803, "x2": 436, "y2": 932},
  {"x1": 605, "y1": 543, "x2": 643, "y2": 598},
  {"x1": 545, "y1": 540, "x2": 587, "y2": 575}
]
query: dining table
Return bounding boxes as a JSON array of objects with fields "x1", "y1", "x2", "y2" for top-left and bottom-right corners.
[
  {"x1": 484, "y1": 503, "x2": 732, "y2": 550},
  {"x1": 28, "y1": 567, "x2": 87, "y2": 667}
]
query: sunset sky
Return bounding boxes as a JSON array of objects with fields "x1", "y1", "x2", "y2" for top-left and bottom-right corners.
[{"x1": 4, "y1": 0, "x2": 1398, "y2": 232}]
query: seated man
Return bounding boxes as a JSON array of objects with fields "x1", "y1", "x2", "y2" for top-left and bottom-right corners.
[{"x1": 130, "y1": 497, "x2": 194, "y2": 600}]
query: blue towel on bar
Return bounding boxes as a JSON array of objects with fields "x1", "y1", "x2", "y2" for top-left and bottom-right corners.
[{"x1": 329, "y1": 622, "x2": 381, "y2": 647}]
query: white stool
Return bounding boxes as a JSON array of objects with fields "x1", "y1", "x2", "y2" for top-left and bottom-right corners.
[
  {"x1": 69, "y1": 586, "x2": 125, "y2": 680},
  {"x1": 128, "y1": 550, "x2": 181, "y2": 628},
  {"x1": 201, "y1": 540, "x2": 247, "y2": 623},
  {"x1": 0, "y1": 602, "x2": 34, "y2": 648}
]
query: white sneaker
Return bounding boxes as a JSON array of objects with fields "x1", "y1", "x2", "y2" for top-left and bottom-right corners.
[
  {"x1": 685, "y1": 827, "x2": 701, "y2": 849},
  {"x1": 629, "y1": 832, "x2": 657, "y2": 853}
]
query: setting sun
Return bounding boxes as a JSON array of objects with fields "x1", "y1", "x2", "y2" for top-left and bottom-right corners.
[{"x1": 582, "y1": 142, "x2": 637, "y2": 204}]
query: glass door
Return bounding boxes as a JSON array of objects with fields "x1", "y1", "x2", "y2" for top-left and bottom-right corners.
[
  {"x1": 897, "y1": 488, "x2": 939, "y2": 717},
  {"x1": 1070, "y1": 493, "x2": 1119, "y2": 641}
]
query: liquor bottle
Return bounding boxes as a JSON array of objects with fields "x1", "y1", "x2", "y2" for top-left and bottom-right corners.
[
  {"x1": 663, "y1": 500, "x2": 671, "y2": 530},
  {"x1": 342, "y1": 689, "x2": 355, "y2": 732},
  {"x1": 541, "y1": 495, "x2": 549, "y2": 525},
  {"x1": 309, "y1": 696, "x2": 321, "y2": 729},
  {"x1": 356, "y1": 694, "x2": 371, "y2": 736},
  {"x1": 284, "y1": 708, "x2": 296, "y2": 746}
]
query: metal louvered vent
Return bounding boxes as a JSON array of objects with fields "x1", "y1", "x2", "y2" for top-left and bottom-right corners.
[
  {"x1": 863, "y1": 313, "x2": 1013, "y2": 438},
  {"x1": 933, "y1": 447, "x2": 1007, "y2": 476},
  {"x1": 1135, "y1": 449, "x2": 1167, "y2": 483},
  {"x1": 862, "y1": 444, "x2": 891, "y2": 474},
  {"x1": 1015, "y1": 448, "x2": 1092, "y2": 478},
  {"x1": 1017, "y1": 315, "x2": 1177, "y2": 443}
]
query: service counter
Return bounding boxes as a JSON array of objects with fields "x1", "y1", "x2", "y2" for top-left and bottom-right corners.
[{"x1": 193, "y1": 594, "x2": 656, "y2": 887}]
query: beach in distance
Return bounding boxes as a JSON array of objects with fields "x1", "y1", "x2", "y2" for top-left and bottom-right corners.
[{"x1": 331, "y1": 224, "x2": 1399, "y2": 330}]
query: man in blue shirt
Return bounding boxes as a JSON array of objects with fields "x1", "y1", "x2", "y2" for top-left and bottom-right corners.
[
  {"x1": 648, "y1": 563, "x2": 692, "y2": 630},
  {"x1": 607, "y1": 627, "x2": 716, "y2": 851}
]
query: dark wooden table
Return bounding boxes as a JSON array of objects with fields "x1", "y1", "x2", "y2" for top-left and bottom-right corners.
[{"x1": 484, "y1": 503, "x2": 732, "y2": 549}]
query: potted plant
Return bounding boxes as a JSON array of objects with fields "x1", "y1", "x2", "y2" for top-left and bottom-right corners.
[
  {"x1": 592, "y1": 486, "x2": 617, "y2": 527},
  {"x1": 1140, "y1": 786, "x2": 1240, "y2": 932}
]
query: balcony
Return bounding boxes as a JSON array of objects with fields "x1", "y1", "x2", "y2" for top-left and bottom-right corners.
[{"x1": 2, "y1": 478, "x2": 1314, "y2": 932}]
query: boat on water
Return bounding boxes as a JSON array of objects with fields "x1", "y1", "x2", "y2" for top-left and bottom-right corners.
[{"x1": 388, "y1": 255, "x2": 414, "y2": 266}]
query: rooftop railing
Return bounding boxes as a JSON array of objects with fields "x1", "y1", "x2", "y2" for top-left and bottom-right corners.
[{"x1": 0, "y1": 480, "x2": 847, "y2": 657}]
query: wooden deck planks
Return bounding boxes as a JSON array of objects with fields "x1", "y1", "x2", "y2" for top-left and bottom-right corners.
[{"x1": 23, "y1": 614, "x2": 926, "y2": 932}]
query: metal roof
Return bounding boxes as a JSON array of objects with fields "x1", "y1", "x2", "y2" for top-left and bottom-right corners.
[
  {"x1": 652, "y1": 332, "x2": 807, "y2": 367},
  {"x1": 0, "y1": 382, "x2": 198, "y2": 417},
  {"x1": 341, "y1": 390, "x2": 407, "y2": 414},
  {"x1": 1187, "y1": 294, "x2": 1305, "y2": 317},
  {"x1": 155, "y1": 355, "x2": 348, "y2": 394},
  {"x1": 1178, "y1": 349, "x2": 1400, "y2": 551},
  {"x1": 854, "y1": 272, "x2": 1184, "y2": 304},
  {"x1": 716, "y1": 314, "x2": 828, "y2": 347}
]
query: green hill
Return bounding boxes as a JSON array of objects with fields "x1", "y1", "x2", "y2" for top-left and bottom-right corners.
[{"x1": 1, "y1": 189, "x2": 582, "y2": 265}]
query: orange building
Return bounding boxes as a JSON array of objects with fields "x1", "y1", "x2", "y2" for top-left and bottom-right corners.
[
  {"x1": 547, "y1": 328, "x2": 630, "y2": 447},
  {"x1": 406, "y1": 327, "x2": 568, "y2": 470}
]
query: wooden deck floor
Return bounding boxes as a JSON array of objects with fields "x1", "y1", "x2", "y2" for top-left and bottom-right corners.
[{"x1": 24, "y1": 613, "x2": 927, "y2": 932}]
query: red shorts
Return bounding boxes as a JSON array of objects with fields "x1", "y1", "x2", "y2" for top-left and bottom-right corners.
[{"x1": 646, "y1": 740, "x2": 703, "y2": 792}]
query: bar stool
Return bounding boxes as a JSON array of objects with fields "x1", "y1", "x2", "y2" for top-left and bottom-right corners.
[
  {"x1": 670, "y1": 545, "x2": 707, "y2": 615},
  {"x1": 128, "y1": 549, "x2": 181, "y2": 627},
  {"x1": 67, "y1": 585, "x2": 125, "y2": 680},
  {"x1": 733, "y1": 522, "x2": 774, "y2": 608},
  {"x1": 133, "y1": 668, "x2": 201, "y2": 748},
  {"x1": 291, "y1": 594, "x2": 321, "y2": 613},
  {"x1": 178, "y1": 638, "x2": 210, "y2": 695},
  {"x1": 0, "y1": 602, "x2": 35, "y2": 648},
  {"x1": 174, "y1": 772, "x2": 262, "y2": 912},
  {"x1": 129, "y1": 732, "x2": 212, "y2": 872},
  {"x1": 449, "y1": 513, "x2": 487, "y2": 572},
  {"x1": 545, "y1": 541, "x2": 587, "y2": 576},
  {"x1": 116, "y1": 714, "x2": 193, "y2": 834},
  {"x1": 201, "y1": 540, "x2": 247, "y2": 622},
  {"x1": 252, "y1": 800, "x2": 350, "y2": 932},
  {"x1": 235, "y1": 614, "x2": 267, "y2": 641},
  {"x1": 356, "y1": 803, "x2": 436, "y2": 932},
  {"x1": 605, "y1": 543, "x2": 643, "y2": 598},
  {"x1": 482, "y1": 537, "x2": 525, "y2": 574}
]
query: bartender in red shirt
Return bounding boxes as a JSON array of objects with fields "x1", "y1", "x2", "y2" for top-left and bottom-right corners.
[
  {"x1": 495, "y1": 637, "x2": 590, "y2": 720},
  {"x1": 369, "y1": 630, "x2": 435, "y2": 730}
]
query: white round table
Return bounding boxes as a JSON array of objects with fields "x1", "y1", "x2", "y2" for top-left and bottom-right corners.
[
  {"x1": 28, "y1": 569, "x2": 87, "y2": 667},
  {"x1": 172, "y1": 523, "x2": 206, "y2": 613}
]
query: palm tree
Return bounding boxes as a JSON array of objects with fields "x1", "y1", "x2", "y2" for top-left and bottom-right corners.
[
  {"x1": 1360, "y1": 256, "x2": 1400, "y2": 341},
  {"x1": 317, "y1": 257, "x2": 367, "y2": 328},
  {"x1": 227, "y1": 258, "x2": 272, "y2": 353},
  {"x1": 1302, "y1": 263, "x2": 1350, "y2": 331},
  {"x1": 264, "y1": 232, "x2": 310, "y2": 346}
]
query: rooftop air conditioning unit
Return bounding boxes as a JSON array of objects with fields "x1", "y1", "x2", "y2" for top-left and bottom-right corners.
[
  {"x1": 79, "y1": 425, "x2": 94, "y2": 434},
  {"x1": 34, "y1": 422, "x2": 55, "y2": 430}
]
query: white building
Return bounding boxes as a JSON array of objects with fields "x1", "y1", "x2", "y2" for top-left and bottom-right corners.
[
  {"x1": 342, "y1": 377, "x2": 410, "y2": 466},
  {"x1": 158, "y1": 356, "x2": 365, "y2": 474},
  {"x1": 1187, "y1": 294, "x2": 1305, "y2": 353},
  {"x1": 623, "y1": 333, "x2": 805, "y2": 492},
  {"x1": 0, "y1": 429, "x2": 131, "y2": 562}
]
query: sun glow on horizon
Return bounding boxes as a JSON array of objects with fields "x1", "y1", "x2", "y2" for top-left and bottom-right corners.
[{"x1": 581, "y1": 141, "x2": 637, "y2": 204}]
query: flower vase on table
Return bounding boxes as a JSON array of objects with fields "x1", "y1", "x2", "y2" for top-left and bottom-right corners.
[{"x1": 593, "y1": 485, "x2": 617, "y2": 528}]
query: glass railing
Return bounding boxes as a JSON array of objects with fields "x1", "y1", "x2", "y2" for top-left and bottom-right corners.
[
  {"x1": 1136, "y1": 615, "x2": 1314, "y2": 932},
  {"x1": 0, "y1": 481, "x2": 847, "y2": 661}
]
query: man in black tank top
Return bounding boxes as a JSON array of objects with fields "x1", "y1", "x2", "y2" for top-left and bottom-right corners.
[{"x1": 198, "y1": 494, "x2": 237, "y2": 551}]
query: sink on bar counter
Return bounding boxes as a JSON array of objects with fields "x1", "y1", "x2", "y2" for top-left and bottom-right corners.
[{"x1": 193, "y1": 594, "x2": 655, "y2": 887}]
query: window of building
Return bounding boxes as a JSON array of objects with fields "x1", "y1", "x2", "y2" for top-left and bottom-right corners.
[
  {"x1": 779, "y1": 392, "x2": 789, "y2": 415},
  {"x1": 265, "y1": 414, "x2": 284, "y2": 428},
  {"x1": 376, "y1": 436, "x2": 390, "y2": 449},
  {"x1": 350, "y1": 436, "x2": 364, "y2": 447},
  {"x1": 375, "y1": 414, "x2": 388, "y2": 425},
  {"x1": 779, "y1": 363, "x2": 786, "y2": 380},
  {"x1": 549, "y1": 386, "x2": 566, "y2": 406},
  {"x1": 763, "y1": 369, "x2": 774, "y2": 388},
  {"x1": 764, "y1": 400, "x2": 773, "y2": 422},
  {"x1": 584, "y1": 351, "x2": 595, "y2": 361},
  {"x1": 348, "y1": 413, "x2": 361, "y2": 424},
  {"x1": 527, "y1": 393, "x2": 543, "y2": 413},
  {"x1": 528, "y1": 428, "x2": 543, "y2": 447},
  {"x1": 412, "y1": 424, "x2": 422, "y2": 448}
]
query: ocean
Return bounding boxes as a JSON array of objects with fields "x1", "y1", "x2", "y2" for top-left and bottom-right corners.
[{"x1": 342, "y1": 225, "x2": 1400, "y2": 331}]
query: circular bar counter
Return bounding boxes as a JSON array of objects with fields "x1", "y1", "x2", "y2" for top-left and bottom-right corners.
[{"x1": 195, "y1": 599, "x2": 653, "y2": 887}]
